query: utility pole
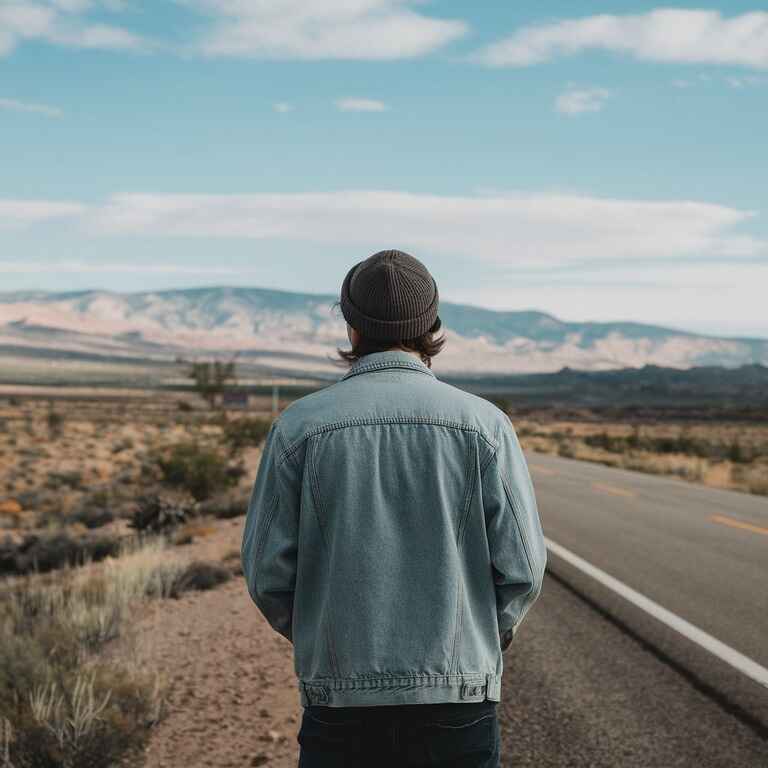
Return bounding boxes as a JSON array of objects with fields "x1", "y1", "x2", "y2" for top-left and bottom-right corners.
[{"x1": 272, "y1": 383, "x2": 279, "y2": 417}]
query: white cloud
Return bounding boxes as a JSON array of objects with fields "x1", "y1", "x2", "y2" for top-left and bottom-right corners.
[
  {"x1": 4, "y1": 190, "x2": 764, "y2": 269},
  {"x1": 335, "y1": 98, "x2": 388, "y2": 112},
  {"x1": 555, "y1": 87, "x2": 610, "y2": 115},
  {"x1": 80, "y1": 190, "x2": 765, "y2": 266},
  {"x1": 476, "y1": 9, "x2": 768, "y2": 70},
  {"x1": 185, "y1": 0, "x2": 467, "y2": 60},
  {"x1": 0, "y1": 0, "x2": 146, "y2": 56},
  {"x1": 0, "y1": 259, "x2": 242, "y2": 274},
  {"x1": 0, "y1": 97, "x2": 62, "y2": 117},
  {"x1": 726, "y1": 74, "x2": 767, "y2": 88},
  {"x1": 0, "y1": 199, "x2": 86, "y2": 228},
  {"x1": 273, "y1": 102, "x2": 294, "y2": 113}
]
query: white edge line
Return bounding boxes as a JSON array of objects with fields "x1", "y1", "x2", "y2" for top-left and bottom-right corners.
[{"x1": 544, "y1": 536, "x2": 768, "y2": 690}]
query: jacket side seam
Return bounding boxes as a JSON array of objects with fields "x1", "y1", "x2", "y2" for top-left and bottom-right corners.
[
  {"x1": 498, "y1": 469, "x2": 537, "y2": 630},
  {"x1": 251, "y1": 492, "x2": 280, "y2": 589},
  {"x1": 307, "y1": 436, "x2": 341, "y2": 679},
  {"x1": 450, "y1": 436, "x2": 480, "y2": 675},
  {"x1": 280, "y1": 417, "x2": 497, "y2": 464}
]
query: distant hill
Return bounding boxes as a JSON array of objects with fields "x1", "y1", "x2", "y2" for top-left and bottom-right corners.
[{"x1": 0, "y1": 286, "x2": 766, "y2": 379}]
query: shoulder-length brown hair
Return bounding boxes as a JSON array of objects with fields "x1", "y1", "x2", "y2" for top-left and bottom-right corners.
[{"x1": 328, "y1": 300, "x2": 446, "y2": 368}]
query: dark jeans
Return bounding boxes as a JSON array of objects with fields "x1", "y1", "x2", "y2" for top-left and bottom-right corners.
[{"x1": 297, "y1": 700, "x2": 501, "y2": 767}]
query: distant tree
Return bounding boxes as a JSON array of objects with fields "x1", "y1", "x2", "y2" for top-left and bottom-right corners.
[{"x1": 179, "y1": 353, "x2": 239, "y2": 409}]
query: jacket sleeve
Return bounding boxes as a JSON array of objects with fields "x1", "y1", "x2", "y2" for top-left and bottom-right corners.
[
  {"x1": 481, "y1": 414, "x2": 547, "y2": 651},
  {"x1": 241, "y1": 418, "x2": 300, "y2": 643}
]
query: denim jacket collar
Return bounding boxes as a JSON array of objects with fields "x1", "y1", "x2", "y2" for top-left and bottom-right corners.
[{"x1": 340, "y1": 349, "x2": 437, "y2": 382}]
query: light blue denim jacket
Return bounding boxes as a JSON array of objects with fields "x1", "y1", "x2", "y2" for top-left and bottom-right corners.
[{"x1": 241, "y1": 349, "x2": 546, "y2": 708}]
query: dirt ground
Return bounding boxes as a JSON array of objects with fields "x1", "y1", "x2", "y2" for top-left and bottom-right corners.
[{"x1": 134, "y1": 517, "x2": 303, "y2": 768}]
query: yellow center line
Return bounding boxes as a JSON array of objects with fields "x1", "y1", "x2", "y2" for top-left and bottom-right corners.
[
  {"x1": 530, "y1": 465, "x2": 557, "y2": 477},
  {"x1": 591, "y1": 482, "x2": 636, "y2": 498},
  {"x1": 710, "y1": 514, "x2": 768, "y2": 537}
]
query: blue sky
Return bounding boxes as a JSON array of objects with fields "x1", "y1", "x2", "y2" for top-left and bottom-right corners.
[{"x1": 1, "y1": 1, "x2": 767, "y2": 337}]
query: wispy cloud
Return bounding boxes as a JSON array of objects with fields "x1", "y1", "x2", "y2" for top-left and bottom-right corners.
[
  {"x1": 273, "y1": 102, "x2": 294, "y2": 113},
  {"x1": 475, "y1": 9, "x2": 768, "y2": 70},
  {"x1": 185, "y1": 0, "x2": 467, "y2": 60},
  {"x1": 726, "y1": 75, "x2": 767, "y2": 89},
  {"x1": 555, "y1": 87, "x2": 610, "y2": 115},
  {"x1": 0, "y1": 199, "x2": 86, "y2": 229},
  {"x1": 68, "y1": 190, "x2": 766, "y2": 266},
  {"x1": 335, "y1": 98, "x2": 389, "y2": 113},
  {"x1": 0, "y1": 97, "x2": 62, "y2": 118},
  {"x1": 0, "y1": 0, "x2": 147, "y2": 57},
  {"x1": 4, "y1": 191, "x2": 763, "y2": 266},
  {"x1": 0, "y1": 260, "x2": 243, "y2": 275}
]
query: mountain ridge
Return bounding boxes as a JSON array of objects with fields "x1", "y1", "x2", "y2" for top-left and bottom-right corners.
[{"x1": 0, "y1": 285, "x2": 765, "y2": 376}]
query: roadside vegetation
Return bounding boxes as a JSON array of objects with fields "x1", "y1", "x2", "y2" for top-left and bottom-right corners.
[
  {"x1": 0, "y1": 392, "x2": 275, "y2": 767},
  {"x1": 510, "y1": 414, "x2": 768, "y2": 496}
]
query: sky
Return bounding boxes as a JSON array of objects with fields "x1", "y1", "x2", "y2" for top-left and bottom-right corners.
[{"x1": 1, "y1": 1, "x2": 767, "y2": 338}]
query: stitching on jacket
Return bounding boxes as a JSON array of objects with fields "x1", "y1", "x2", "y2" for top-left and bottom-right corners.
[
  {"x1": 479, "y1": 421, "x2": 501, "y2": 478},
  {"x1": 448, "y1": 437, "x2": 471, "y2": 676},
  {"x1": 251, "y1": 492, "x2": 280, "y2": 586},
  {"x1": 273, "y1": 419, "x2": 297, "y2": 470},
  {"x1": 280, "y1": 417, "x2": 497, "y2": 464},
  {"x1": 498, "y1": 469, "x2": 537, "y2": 625},
  {"x1": 303, "y1": 672, "x2": 492, "y2": 682},
  {"x1": 452, "y1": 436, "x2": 481, "y2": 674},
  {"x1": 307, "y1": 436, "x2": 341, "y2": 679}
]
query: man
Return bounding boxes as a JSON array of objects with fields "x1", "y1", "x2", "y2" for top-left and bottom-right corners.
[{"x1": 242, "y1": 249, "x2": 546, "y2": 767}]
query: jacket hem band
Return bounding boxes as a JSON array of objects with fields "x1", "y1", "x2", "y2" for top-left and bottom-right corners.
[{"x1": 299, "y1": 672, "x2": 502, "y2": 708}]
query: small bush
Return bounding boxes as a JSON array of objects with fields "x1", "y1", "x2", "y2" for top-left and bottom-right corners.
[
  {"x1": 45, "y1": 470, "x2": 84, "y2": 491},
  {"x1": 0, "y1": 538, "x2": 179, "y2": 767},
  {"x1": 223, "y1": 417, "x2": 273, "y2": 454},
  {"x1": 46, "y1": 403, "x2": 64, "y2": 440},
  {"x1": 111, "y1": 438, "x2": 134, "y2": 454},
  {"x1": 197, "y1": 491, "x2": 249, "y2": 520},
  {"x1": 155, "y1": 442, "x2": 240, "y2": 501},
  {"x1": 170, "y1": 560, "x2": 232, "y2": 597},
  {"x1": 129, "y1": 493, "x2": 195, "y2": 534},
  {"x1": 0, "y1": 532, "x2": 121, "y2": 577},
  {"x1": 172, "y1": 523, "x2": 217, "y2": 546},
  {"x1": 68, "y1": 506, "x2": 115, "y2": 530},
  {"x1": 556, "y1": 440, "x2": 576, "y2": 459}
]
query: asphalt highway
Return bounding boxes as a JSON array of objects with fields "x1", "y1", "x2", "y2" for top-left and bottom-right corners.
[{"x1": 498, "y1": 453, "x2": 768, "y2": 767}]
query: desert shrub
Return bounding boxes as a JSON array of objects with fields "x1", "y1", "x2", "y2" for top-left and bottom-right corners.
[
  {"x1": 129, "y1": 493, "x2": 195, "y2": 534},
  {"x1": 46, "y1": 403, "x2": 64, "y2": 440},
  {"x1": 221, "y1": 549, "x2": 243, "y2": 576},
  {"x1": 170, "y1": 560, "x2": 232, "y2": 597},
  {"x1": 197, "y1": 491, "x2": 250, "y2": 520},
  {"x1": 111, "y1": 438, "x2": 134, "y2": 454},
  {"x1": 0, "y1": 532, "x2": 121, "y2": 577},
  {"x1": 155, "y1": 442, "x2": 241, "y2": 501},
  {"x1": 0, "y1": 539, "x2": 179, "y2": 767},
  {"x1": 222, "y1": 417, "x2": 273, "y2": 454},
  {"x1": 556, "y1": 440, "x2": 576, "y2": 459},
  {"x1": 68, "y1": 506, "x2": 115, "y2": 530},
  {"x1": 171, "y1": 523, "x2": 217, "y2": 546},
  {"x1": 45, "y1": 470, "x2": 84, "y2": 491}
]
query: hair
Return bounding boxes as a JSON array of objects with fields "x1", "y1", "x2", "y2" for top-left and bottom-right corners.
[{"x1": 329, "y1": 300, "x2": 446, "y2": 368}]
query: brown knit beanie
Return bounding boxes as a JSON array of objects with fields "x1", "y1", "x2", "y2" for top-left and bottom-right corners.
[{"x1": 340, "y1": 250, "x2": 441, "y2": 342}]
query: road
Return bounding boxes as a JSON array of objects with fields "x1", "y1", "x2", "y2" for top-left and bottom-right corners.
[{"x1": 499, "y1": 453, "x2": 768, "y2": 767}]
